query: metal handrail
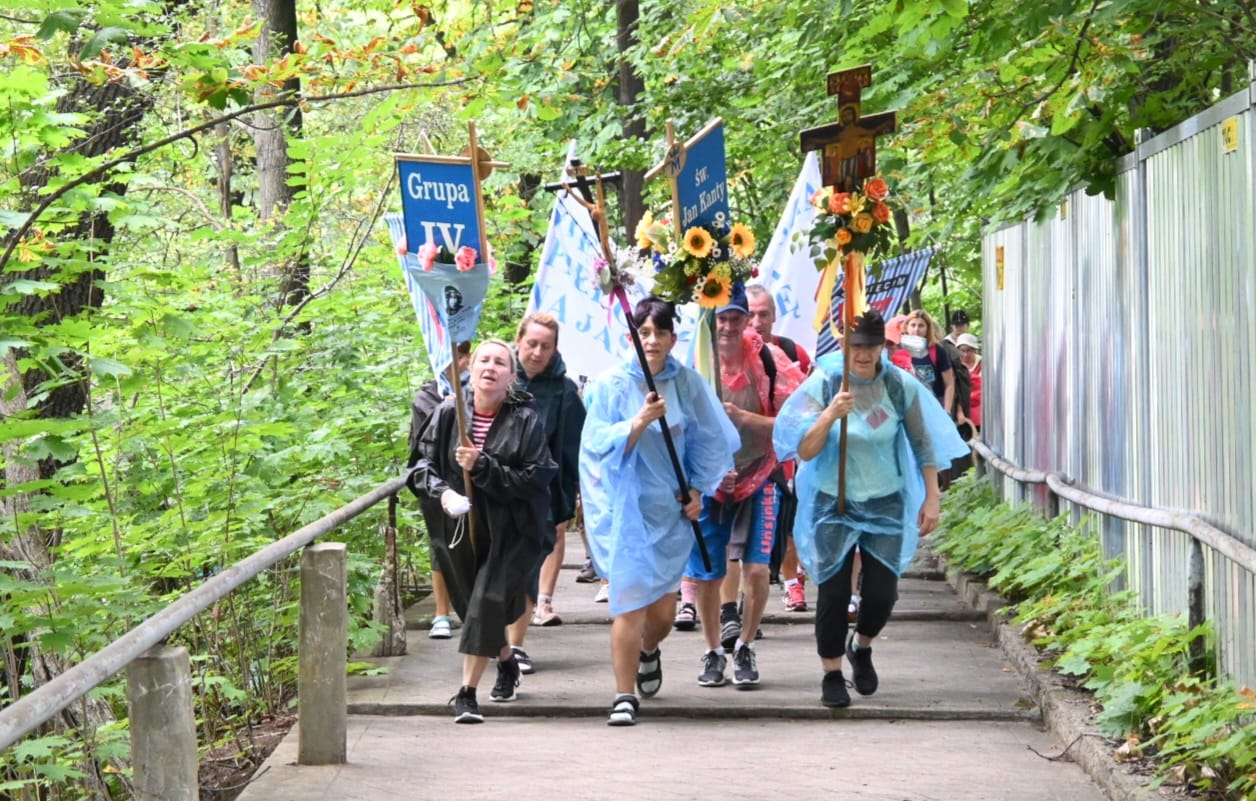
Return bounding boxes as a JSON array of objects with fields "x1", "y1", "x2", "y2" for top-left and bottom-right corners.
[
  {"x1": 0, "y1": 474, "x2": 410, "y2": 753},
  {"x1": 970, "y1": 439, "x2": 1256, "y2": 574}
]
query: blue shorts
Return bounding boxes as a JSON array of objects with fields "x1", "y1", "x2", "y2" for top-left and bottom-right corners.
[{"x1": 685, "y1": 482, "x2": 779, "y2": 581}]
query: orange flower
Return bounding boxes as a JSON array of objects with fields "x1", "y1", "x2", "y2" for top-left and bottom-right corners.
[
  {"x1": 852, "y1": 213, "x2": 874, "y2": 234},
  {"x1": 872, "y1": 201, "x2": 891, "y2": 224},
  {"x1": 835, "y1": 228, "x2": 852, "y2": 246},
  {"x1": 682, "y1": 226, "x2": 714, "y2": 259},
  {"x1": 863, "y1": 177, "x2": 889, "y2": 201},
  {"x1": 829, "y1": 192, "x2": 852, "y2": 215}
]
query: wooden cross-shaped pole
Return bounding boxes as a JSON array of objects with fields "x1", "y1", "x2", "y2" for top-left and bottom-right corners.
[
  {"x1": 799, "y1": 65, "x2": 897, "y2": 191},
  {"x1": 798, "y1": 67, "x2": 897, "y2": 512}
]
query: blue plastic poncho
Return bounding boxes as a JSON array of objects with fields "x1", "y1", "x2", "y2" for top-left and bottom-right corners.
[
  {"x1": 580, "y1": 354, "x2": 738, "y2": 615},
  {"x1": 772, "y1": 352, "x2": 969, "y2": 582}
]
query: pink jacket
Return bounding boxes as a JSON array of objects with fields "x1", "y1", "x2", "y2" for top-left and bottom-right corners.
[{"x1": 717, "y1": 330, "x2": 806, "y2": 503}]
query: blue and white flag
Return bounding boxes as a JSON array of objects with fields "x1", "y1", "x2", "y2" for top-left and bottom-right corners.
[
  {"x1": 754, "y1": 152, "x2": 823, "y2": 355},
  {"x1": 527, "y1": 143, "x2": 696, "y2": 387},
  {"x1": 385, "y1": 211, "x2": 492, "y2": 390}
]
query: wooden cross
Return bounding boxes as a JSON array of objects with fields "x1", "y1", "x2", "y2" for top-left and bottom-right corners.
[
  {"x1": 541, "y1": 157, "x2": 624, "y2": 260},
  {"x1": 541, "y1": 158, "x2": 623, "y2": 205},
  {"x1": 799, "y1": 65, "x2": 897, "y2": 191}
]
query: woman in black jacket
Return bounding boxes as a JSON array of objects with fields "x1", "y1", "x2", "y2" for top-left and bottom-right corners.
[
  {"x1": 412, "y1": 339, "x2": 557, "y2": 723},
  {"x1": 506, "y1": 312, "x2": 587, "y2": 669}
]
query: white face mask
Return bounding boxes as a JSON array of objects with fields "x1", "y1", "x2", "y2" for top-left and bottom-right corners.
[{"x1": 900, "y1": 334, "x2": 928, "y2": 357}]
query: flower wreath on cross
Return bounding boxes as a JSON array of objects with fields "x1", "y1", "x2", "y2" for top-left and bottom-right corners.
[
  {"x1": 797, "y1": 175, "x2": 900, "y2": 334},
  {"x1": 630, "y1": 211, "x2": 758, "y2": 308},
  {"x1": 802, "y1": 176, "x2": 897, "y2": 267}
]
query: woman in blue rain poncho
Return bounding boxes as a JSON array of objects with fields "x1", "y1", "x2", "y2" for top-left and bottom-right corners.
[
  {"x1": 772, "y1": 309, "x2": 968, "y2": 709},
  {"x1": 580, "y1": 296, "x2": 737, "y2": 726}
]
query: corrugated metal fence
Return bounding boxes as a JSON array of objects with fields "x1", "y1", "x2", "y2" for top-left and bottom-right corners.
[{"x1": 981, "y1": 81, "x2": 1256, "y2": 688}]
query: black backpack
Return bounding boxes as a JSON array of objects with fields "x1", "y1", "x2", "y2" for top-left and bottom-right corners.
[{"x1": 940, "y1": 340, "x2": 971, "y2": 418}]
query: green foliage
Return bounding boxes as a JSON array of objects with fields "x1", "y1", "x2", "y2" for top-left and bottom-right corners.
[
  {"x1": 937, "y1": 474, "x2": 1256, "y2": 799},
  {"x1": 4, "y1": 0, "x2": 1256, "y2": 796}
]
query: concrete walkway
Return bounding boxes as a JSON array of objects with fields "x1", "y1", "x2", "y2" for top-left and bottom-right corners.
[{"x1": 236, "y1": 539, "x2": 1110, "y2": 801}]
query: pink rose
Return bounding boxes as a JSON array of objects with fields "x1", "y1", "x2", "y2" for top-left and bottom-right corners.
[
  {"x1": 455, "y1": 246, "x2": 477, "y2": 272},
  {"x1": 418, "y1": 242, "x2": 438, "y2": 272},
  {"x1": 396, "y1": 239, "x2": 408, "y2": 256}
]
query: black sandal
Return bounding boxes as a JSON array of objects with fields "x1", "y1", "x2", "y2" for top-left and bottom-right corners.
[
  {"x1": 607, "y1": 694, "x2": 639, "y2": 726},
  {"x1": 636, "y1": 648, "x2": 663, "y2": 697}
]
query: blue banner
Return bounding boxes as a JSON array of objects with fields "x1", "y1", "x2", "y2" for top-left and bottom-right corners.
[
  {"x1": 396, "y1": 156, "x2": 484, "y2": 257},
  {"x1": 815, "y1": 247, "x2": 936, "y2": 356},
  {"x1": 674, "y1": 122, "x2": 729, "y2": 233}
]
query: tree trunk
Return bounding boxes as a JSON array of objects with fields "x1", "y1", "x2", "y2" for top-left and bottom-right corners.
[
  {"x1": 214, "y1": 121, "x2": 243, "y2": 276},
  {"x1": 252, "y1": 0, "x2": 310, "y2": 309},
  {"x1": 2, "y1": 65, "x2": 154, "y2": 797},
  {"x1": 616, "y1": 0, "x2": 646, "y2": 241},
  {"x1": 505, "y1": 173, "x2": 542, "y2": 285}
]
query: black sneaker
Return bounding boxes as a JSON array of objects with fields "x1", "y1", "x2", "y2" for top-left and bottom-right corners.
[
  {"x1": 490, "y1": 655, "x2": 520, "y2": 702},
  {"x1": 511, "y1": 645, "x2": 534, "y2": 675},
  {"x1": 637, "y1": 648, "x2": 663, "y2": 698},
  {"x1": 846, "y1": 634, "x2": 878, "y2": 696},
  {"x1": 697, "y1": 650, "x2": 726, "y2": 687},
  {"x1": 821, "y1": 670, "x2": 851, "y2": 708},
  {"x1": 731, "y1": 644, "x2": 760, "y2": 687},
  {"x1": 607, "y1": 693, "x2": 639, "y2": 726},
  {"x1": 451, "y1": 686, "x2": 484, "y2": 723}
]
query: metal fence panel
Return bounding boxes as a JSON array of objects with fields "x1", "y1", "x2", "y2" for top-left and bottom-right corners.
[{"x1": 983, "y1": 85, "x2": 1256, "y2": 686}]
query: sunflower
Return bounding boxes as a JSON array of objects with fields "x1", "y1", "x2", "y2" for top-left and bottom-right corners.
[
  {"x1": 682, "y1": 226, "x2": 715, "y2": 259},
  {"x1": 635, "y1": 211, "x2": 655, "y2": 250},
  {"x1": 694, "y1": 272, "x2": 732, "y2": 309},
  {"x1": 728, "y1": 222, "x2": 756, "y2": 259}
]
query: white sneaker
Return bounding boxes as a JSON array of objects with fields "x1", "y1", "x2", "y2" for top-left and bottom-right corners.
[
  {"x1": 429, "y1": 615, "x2": 453, "y2": 639},
  {"x1": 594, "y1": 583, "x2": 610, "y2": 603}
]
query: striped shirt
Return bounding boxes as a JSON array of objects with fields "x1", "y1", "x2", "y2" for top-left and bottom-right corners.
[{"x1": 470, "y1": 410, "x2": 496, "y2": 448}]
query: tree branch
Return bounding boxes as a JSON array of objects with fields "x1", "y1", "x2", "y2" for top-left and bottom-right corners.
[
  {"x1": 0, "y1": 78, "x2": 472, "y2": 274},
  {"x1": 238, "y1": 170, "x2": 399, "y2": 394},
  {"x1": 1009, "y1": 0, "x2": 1101, "y2": 128}
]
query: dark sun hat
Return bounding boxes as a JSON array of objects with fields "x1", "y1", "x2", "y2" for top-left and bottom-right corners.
[{"x1": 848, "y1": 309, "x2": 886, "y2": 346}]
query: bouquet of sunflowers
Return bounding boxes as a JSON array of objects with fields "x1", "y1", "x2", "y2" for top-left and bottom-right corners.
[{"x1": 633, "y1": 210, "x2": 758, "y2": 308}]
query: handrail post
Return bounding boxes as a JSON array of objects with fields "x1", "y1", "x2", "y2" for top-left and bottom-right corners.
[
  {"x1": 128, "y1": 646, "x2": 197, "y2": 801},
  {"x1": 299, "y1": 542, "x2": 347, "y2": 765},
  {"x1": 1187, "y1": 538, "x2": 1206, "y2": 676}
]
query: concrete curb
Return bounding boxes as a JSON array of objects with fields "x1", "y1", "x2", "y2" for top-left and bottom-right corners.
[{"x1": 939, "y1": 557, "x2": 1176, "y2": 801}]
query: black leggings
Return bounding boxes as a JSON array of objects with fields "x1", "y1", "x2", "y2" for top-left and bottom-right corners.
[{"x1": 815, "y1": 548, "x2": 899, "y2": 659}]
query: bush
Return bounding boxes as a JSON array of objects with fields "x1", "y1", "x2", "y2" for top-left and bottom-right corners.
[{"x1": 936, "y1": 474, "x2": 1256, "y2": 800}]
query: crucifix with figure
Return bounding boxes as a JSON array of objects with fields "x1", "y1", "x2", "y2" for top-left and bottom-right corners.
[{"x1": 799, "y1": 65, "x2": 897, "y2": 191}]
